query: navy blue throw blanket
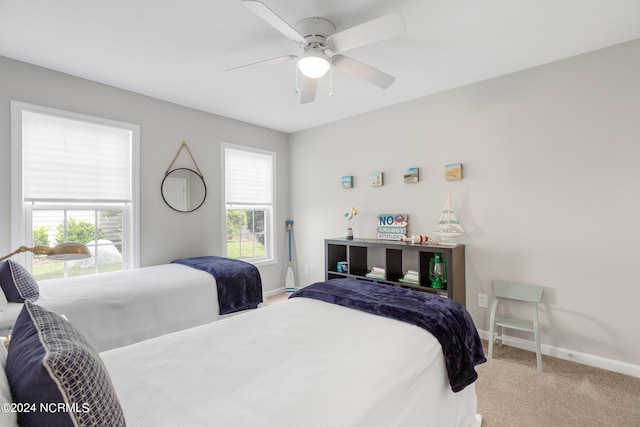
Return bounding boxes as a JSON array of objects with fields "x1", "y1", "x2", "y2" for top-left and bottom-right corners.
[
  {"x1": 172, "y1": 256, "x2": 263, "y2": 315},
  {"x1": 290, "y1": 279, "x2": 486, "y2": 392}
]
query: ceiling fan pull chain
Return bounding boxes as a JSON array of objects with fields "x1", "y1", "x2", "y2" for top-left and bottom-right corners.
[
  {"x1": 329, "y1": 67, "x2": 334, "y2": 97},
  {"x1": 295, "y1": 67, "x2": 300, "y2": 93}
]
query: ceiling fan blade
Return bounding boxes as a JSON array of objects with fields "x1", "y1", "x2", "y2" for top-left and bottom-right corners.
[
  {"x1": 327, "y1": 11, "x2": 405, "y2": 53},
  {"x1": 241, "y1": 0, "x2": 306, "y2": 45},
  {"x1": 226, "y1": 55, "x2": 296, "y2": 72},
  {"x1": 332, "y1": 55, "x2": 395, "y2": 89},
  {"x1": 300, "y1": 77, "x2": 318, "y2": 104}
]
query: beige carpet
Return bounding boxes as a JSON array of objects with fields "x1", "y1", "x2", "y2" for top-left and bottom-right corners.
[
  {"x1": 268, "y1": 295, "x2": 640, "y2": 426},
  {"x1": 476, "y1": 341, "x2": 640, "y2": 427}
]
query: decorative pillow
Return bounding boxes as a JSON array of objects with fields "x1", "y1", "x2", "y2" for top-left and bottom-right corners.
[
  {"x1": 0, "y1": 343, "x2": 19, "y2": 427},
  {"x1": 5, "y1": 301, "x2": 125, "y2": 427},
  {"x1": 0, "y1": 260, "x2": 39, "y2": 303}
]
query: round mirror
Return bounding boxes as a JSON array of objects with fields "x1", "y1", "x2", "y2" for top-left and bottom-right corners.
[{"x1": 161, "y1": 168, "x2": 207, "y2": 212}]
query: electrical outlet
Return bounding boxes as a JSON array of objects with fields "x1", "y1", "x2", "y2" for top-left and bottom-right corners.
[{"x1": 478, "y1": 293, "x2": 488, "y2": 308}]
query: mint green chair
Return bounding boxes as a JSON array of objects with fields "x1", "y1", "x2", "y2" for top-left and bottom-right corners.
[{"x1": 488, "y1": 280, "x2": 544, "y2": 372}]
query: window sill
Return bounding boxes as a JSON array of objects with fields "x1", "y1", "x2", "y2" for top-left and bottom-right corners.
[{"x1": 249, "y1": 258, "x2": 276, "y2": 268}]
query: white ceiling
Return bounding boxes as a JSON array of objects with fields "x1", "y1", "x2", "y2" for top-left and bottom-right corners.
[{"x1": 1, "y1": 0, "x2": 639, "y2": 134}]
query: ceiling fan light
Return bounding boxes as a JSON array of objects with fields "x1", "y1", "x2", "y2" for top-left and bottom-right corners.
[{"x1": 297, "y1": 54, "x2": 331, "y2": 79}]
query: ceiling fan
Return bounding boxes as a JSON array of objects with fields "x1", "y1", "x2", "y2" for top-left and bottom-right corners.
[{"x1": 229, "y1": 0, "x2": 405, "y2": 104}]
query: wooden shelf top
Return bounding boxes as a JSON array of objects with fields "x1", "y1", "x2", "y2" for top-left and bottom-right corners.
[{"x1": 325, "y1": 237, "x2": 464, "y2": 249}]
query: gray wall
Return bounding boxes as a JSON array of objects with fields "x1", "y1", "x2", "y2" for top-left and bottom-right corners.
[
  {"x1": 0, "y1": 56, "x2": 290, "y2": 294},
  {"x1": 289, "y1": 39, "x2": 640, "y2": 372},
  {"x1": 3, "y1": 38, "x2": 639, "y2": 373}
]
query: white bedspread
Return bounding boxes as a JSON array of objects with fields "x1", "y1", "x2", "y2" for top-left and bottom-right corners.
[
  {"x1": 101, "y1": 297, "x2": 481, "y2": 427},
  {"x1": 1, "y1": 264, "x2": 223, "y2": 352}
]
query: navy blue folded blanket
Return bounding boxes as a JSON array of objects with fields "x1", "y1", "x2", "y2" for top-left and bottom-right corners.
[
  {"x1": 172, "y1": 256, "x2": 263, "y2": 315},
  {"x1": 290, "y1": 279, "x2": 486, "y2": 392}
]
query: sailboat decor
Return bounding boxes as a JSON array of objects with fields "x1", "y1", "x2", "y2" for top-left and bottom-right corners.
[{"x1": 433, "y1": 195, "x2": 464, "y2": 244}]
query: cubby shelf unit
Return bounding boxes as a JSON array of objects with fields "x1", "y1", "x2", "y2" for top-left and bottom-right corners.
[{"x1": 325, "y1": 238, "x2": 466, "y2": 306}]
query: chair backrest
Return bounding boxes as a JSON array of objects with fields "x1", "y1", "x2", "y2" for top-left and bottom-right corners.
[{"x1": 492, "y1": 280, "x2": 542, "y2": 303}]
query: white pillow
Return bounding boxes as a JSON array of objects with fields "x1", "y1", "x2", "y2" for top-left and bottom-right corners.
[
  {"x1": 0, "y1": 290, "x2": 7, "y2": 312},
  {"x1": 0, "y1": 343, "x2": 19, "y2": 427}
]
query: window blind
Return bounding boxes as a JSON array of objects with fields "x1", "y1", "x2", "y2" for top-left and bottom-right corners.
[
  {"x1": 225, "y1": 147, "x2": 273, "y2": 205},
  {"x1": 22, "y1": 110, "x2": 133, "y2": 202}
]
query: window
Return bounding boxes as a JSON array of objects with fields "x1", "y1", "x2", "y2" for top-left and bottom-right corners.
[
  {"x1": 11, "y1": 101, "x2": 140, "y2": 280},
  {"x1": 222, "y1": 144, "x2": 275, "y2": 264}
]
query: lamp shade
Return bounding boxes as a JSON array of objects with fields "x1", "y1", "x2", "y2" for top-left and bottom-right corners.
[
  {"x1": 297, "y1": 50, "x2": 331, "y2": 79},
  {"x1": 46, "y1": 242, "x2": 92, "y2": 260},
  {"x1": 0, "y1": 242, "x2": 91, "y2": 262}
]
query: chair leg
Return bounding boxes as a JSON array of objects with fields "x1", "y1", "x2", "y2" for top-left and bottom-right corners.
[
  {"x1": 535, "y1": 342, "x2": 542, "y2": 372},
  {"x1": 488, "y1": 299, "x2": 500, "y2": 360},
  {"x1": 488, "y1": 326, "x2": 494, "y2": 359},
  {"x1": 533, "y1": 306, "x2": 542, "y2": 372}
]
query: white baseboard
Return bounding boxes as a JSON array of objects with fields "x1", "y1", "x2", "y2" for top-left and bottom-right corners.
[
  {"x1": 264, "y1": 287, "x2": 286, "y2": 298},
  {"x1": 478, "y1": 329, "x2": 640, "y2": 378}
]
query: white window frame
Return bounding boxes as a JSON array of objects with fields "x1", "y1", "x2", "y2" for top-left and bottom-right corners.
[
  {"x1": 10, "y1": 101, "x2": 140, "y2": 272},
  {"x1": 221, "y1": 142, "x2": 276, "y2": 266}
]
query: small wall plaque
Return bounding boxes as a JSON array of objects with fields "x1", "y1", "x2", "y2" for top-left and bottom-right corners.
[
  {"x1": 370, "y1": 171, "x2": 383, "y2": 187},
  {"x1": 445, "y1": 163, "x2": 463, "y2": 180},
  {"x1": 404, "y1": 167, "x2": 419, "y2": 183},
  {"x1": 341, "y1": 175, "x2": 353, "y2": 189}
]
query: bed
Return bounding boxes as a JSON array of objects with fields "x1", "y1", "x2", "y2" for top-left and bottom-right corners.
[
  {"x1": 2, "y1": 279, "x2": 485, "y2": 427},
  {"x1": 0, "y1": 256, "x2": 264, "y2": 352}
]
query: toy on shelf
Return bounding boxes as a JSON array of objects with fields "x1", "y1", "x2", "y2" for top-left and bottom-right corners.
[
  {"x1": 433, "y1": 194, "x2": 465, "y2": 244},
  {"x1": 429, "y1": 253, "x2": 447, "y2": 289},
  {"x1": 401, "y1": 235, "x2": 434, "y2": 244},
  {"x1": 343, "y1": 207, "x2": 358, "y2": 240}
]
